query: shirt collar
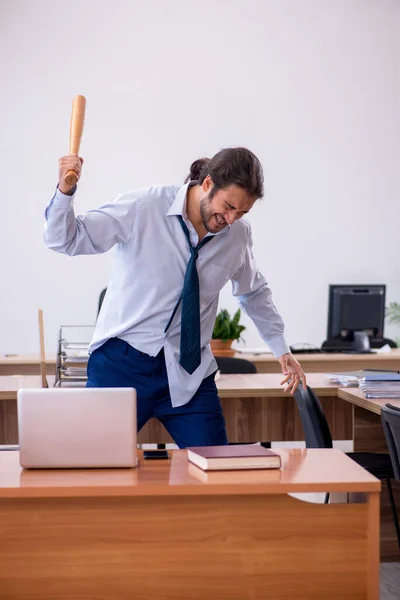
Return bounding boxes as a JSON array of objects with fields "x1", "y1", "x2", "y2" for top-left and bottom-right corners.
[
  {"x1": 166, "y1": 183, "x2": 190, "y2": 218},
  {"x1": 166, "y1": 182, "x2": 231, "y2": 235}
]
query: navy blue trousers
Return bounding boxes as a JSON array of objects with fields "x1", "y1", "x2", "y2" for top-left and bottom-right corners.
[{"x1": 86, "y1": 337, "x2": 228, "y2": 449}]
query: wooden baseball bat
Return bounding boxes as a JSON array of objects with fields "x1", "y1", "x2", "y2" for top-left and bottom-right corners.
[{"x1": 64, "y1": 95, "x2": 86, "y2": 186}]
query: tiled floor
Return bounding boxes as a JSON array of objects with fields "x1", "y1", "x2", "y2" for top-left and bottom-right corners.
[{"x1": 381, "y1": 563, "x2": 400, "y2": 599}]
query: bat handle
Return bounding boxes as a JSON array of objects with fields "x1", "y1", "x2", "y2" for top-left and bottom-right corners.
[{"x1": 64, "y1": 170, "x2": 78, "y2": 186}]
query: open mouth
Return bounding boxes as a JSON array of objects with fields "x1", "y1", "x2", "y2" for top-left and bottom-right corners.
[{"x1": 214, "y1": 214, "x2": 226, "y2": 226}]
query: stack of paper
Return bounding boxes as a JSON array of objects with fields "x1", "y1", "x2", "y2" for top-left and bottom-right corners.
[
  {"x1": 358, "y1": 374, "x2": 400, "y2": 399},
  {"x1": 325, "y1": 369, "x2": 400, "y2": 388},
  {"x1": 325, "y1": 373, "x2": 358, "y2": 387},
  {"x1": 55, "y1": 326, "x2": 92, "y2": 386}
]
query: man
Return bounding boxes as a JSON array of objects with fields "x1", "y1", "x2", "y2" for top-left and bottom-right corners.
[{"x1": 44, "y1": 147, "x2": 306, "y2": 448}]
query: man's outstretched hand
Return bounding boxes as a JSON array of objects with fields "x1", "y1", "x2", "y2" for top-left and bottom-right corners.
[{"x1": 278, "y1": 353, "x2": 307, "y2": 395}]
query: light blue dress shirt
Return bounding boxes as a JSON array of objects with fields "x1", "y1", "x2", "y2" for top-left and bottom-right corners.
[{"x1": 44, "y1": 183, "x2": 290, "y2": 407}]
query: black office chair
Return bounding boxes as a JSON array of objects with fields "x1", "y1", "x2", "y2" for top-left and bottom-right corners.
[
  {"x1": 294, "y1": 385, "x2": 400, "y2": 545},
  {"x1": 381, "y1": 404, "x2": 400, "y2": 546},
  {"x1": 215, "y1": 356, "x2": 260, "y2": 446},
  {"x1": 98, "y1": 288, "x2": 107, "y2": 316},
  {"x1": 215, "y1": 356, "x2": 257, "y2": 374}
]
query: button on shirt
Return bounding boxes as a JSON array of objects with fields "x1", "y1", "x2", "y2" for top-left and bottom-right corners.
[{"x1": 44, "y1": 183, "x2": 290, "y2": 407}]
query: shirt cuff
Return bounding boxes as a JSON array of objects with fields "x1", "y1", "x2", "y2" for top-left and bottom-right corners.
[
  {"x1": 266, "y1": 336, "x2": 290, "y2": 358},
  {"x1": 44, "y1": 185, "x2": 77, "y2": 220},
  {"x1": 54, "y1": 184, "x2": 77, "y2": 205}
]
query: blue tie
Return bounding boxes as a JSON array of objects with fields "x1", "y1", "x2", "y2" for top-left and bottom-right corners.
[{"x1": 165, "y1": 217, "x2": 214, "y2": 374}]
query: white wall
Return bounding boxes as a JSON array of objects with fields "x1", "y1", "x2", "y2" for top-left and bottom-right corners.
[{"x1": 1, "y1": 0, "x2": 399, "y2": 354}]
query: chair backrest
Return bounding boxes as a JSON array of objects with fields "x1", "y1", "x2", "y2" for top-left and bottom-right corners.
[
  {"x1": 215, "y1": 356, "x2": 257, "y2": 374},
  {"x1": 381, "y1": 404, "x2": 400, "y2": 481},
  {"x1": 293, "y1": 385, "x2": 333, "y2": 449},
  {"x1": 98, "y1": 288, "x2": 107, "y2": 316}
]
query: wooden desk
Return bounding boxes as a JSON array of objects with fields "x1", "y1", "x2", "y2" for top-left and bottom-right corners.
[
  {"x1": 237, "y1": 348, "x2": 400, "y2": 373},
  {"x1": 0, "y1": 374, "x2": 397, "y2": 562},
  {"x1": 145, "y1": 373, "x2": 348, "y2": 446},
  {"x1": 0, "y1": 375, "x2": 56, "y2": 401},
  {"x1": 0, "y1": 373, "x2": 336, "y2": 400},
  {"x1": 217, "y1": 372, "x2": 337, "y2": 397},
  {"x1": 336, "y1": 387, "x2": 400, "y2": 560},
  {"x1": 0, "y1": 374, "x2": 347, "y2": 446},
  {"x1": 337, "y1": 387, "x2": 400, "y2": 453},
  {"x1": 338, "y1": 387, "x2": 400, "y2": 416},
  {"x1": 0, "y1": 449, "x2": 380, "y2": 600},
  {"x1": 0, "y1": 355, "x2": 56, "y2": 376},
  {"x1": 1, "y1": 349, "x2": 399, "y2": 376},
  {"x1": 0, "y1": 374, "x2": 392, "y2": 452}
]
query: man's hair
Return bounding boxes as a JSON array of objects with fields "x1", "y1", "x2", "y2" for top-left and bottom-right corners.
[{"x1": 185, "y1": 147, "x2": 264, "y2": 199}]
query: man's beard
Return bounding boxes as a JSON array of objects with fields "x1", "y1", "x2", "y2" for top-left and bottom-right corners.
[{"x1": 199, "y1": 193, "x2": 214, "y2": 232}]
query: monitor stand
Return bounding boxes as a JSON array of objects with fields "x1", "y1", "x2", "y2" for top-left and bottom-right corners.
[
  {"x1": 321, "y1": 333, "x2": 376, "y2": 354},
  {"x1": 348, "y1": 331, "x2": 376, "y2": 354}
]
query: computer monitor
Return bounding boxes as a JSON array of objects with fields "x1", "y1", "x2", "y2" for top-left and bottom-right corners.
[{"x1": 324, "y1": 284, "x2": 386, "y2": 352}]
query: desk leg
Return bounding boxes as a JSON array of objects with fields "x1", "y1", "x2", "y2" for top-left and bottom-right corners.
[
  {"x1": 354, "y1": 405, "x2": 400, "y2": 561},
  {"x1": 367, "y1": 492, "x2": 380, "y2": 600}
]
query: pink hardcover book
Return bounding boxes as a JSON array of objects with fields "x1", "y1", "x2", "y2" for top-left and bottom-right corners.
[{"x1": 186, "y1": 445, "x2": 281, "y2": 471}]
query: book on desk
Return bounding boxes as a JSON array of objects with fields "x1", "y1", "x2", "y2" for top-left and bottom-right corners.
[{"x1": 187, "y1": 445, "x2": 281, "y2": 471}]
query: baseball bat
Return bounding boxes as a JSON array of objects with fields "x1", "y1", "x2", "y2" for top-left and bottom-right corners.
[{"x1": 64, "y1": 95, "x2": 86, "y2": 186}]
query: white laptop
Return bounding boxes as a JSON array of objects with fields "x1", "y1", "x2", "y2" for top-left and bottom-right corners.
[{"x1": 17, "y1": 388, "x2": 137, "y2": 469}]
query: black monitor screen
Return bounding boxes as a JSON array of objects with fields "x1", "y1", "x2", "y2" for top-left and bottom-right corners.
[{"x1": 327, "y1": 285, "x2": 385, "y2": 340}]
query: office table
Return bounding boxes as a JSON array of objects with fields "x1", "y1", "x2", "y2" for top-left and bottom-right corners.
[
  {"x1": 0, "y1": 449, "x2": 380, "y2": 600},
  {"x1": 338, "y1": 387, "x2": 400, "y2": 416},
  {"x1": 337, "y1": 387, "x2": 400, "y2": 561},
  {"x1": 237, "y1": 348, "x2": 400, "y2": 373},
  {"x1": 0, "y1": 372, "x2": 393, "y2": 451},
  {"x1": 1, "y1": 348, "x2": 399, "y2": 376},
  {"x1": 0, "y1": 373, "x2": 398, "y2": 561},
  {"x1": 0, "y1": 373, "x2": 345, "y2": 445},
  {"x1": 0, "y1": 355, "x2": 56, "y2": 376}
]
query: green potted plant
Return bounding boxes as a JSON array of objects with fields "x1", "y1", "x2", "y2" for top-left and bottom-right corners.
[
  {"x1": 386, "y1": 302, "x2": 400, "y2": 347},
  {"x1": 211, "y1": 308, "x2": 246, "y2": 356}
]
